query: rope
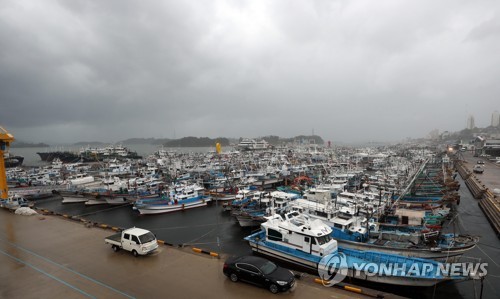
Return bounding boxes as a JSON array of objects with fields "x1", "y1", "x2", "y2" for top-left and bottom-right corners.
[
  {"x1": 75, "y1": 203, "x2": 132, "y2": 217},
  {"x1": 472, "y1": 278, "x2": 478, "y2": 299},
  {"x1": 477, "y1": 242, "x2": 500, "y2": 250},
  {"x1": 183, "y1": 226, "x2": 218, "y2": 245},
  {"x1": 149, "y1": 221, "x2": 234, "y2": 231},
  {"x1": 476, "y1": 245, "x2": 500, "y2": 268}
]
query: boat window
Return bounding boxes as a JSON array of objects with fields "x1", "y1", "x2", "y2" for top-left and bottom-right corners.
[
  {"x1": 316, "y1": 235, "x2": 332, "y2": 245},
  {"x1": 333, "y1": 223, "x2": 343, "y2": 229},
  {"x1": 304, "y1": 236, "x2": 310, "y2": 243},
  {"x1": 316, "y1": 211, "x2": 328, "y2": 218},
  {"x1": 311, "y1": 237, "x2": 317, "y2": 245},
  {"x1": 268, "y1": 229, "x2": 283, "y2": 241}
]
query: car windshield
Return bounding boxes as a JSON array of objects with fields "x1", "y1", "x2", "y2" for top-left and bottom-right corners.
[
  {"x1": 138, "y1": 232, "x2": 156, "y2": 244},
  {"x1": 259, "y1": 261, "x2": 277, "y2": 275}
]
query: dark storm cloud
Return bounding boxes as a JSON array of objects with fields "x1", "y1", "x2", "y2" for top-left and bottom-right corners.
[{"x1": 0, "y1": 0, "x2": 499, "y2": 143}]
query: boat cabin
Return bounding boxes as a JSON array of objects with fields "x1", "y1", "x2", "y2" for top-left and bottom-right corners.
[{"x1": 261, "y1": 212, "x2": 338, "y2": 257}]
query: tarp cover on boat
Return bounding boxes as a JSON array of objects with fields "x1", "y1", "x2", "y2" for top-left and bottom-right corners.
[{"x1": 15, "y1": 207, "x2": 38, "y2": 216}]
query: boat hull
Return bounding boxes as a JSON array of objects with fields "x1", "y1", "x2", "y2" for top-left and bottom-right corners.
[
  {"x1": 62, "y1": 196, "x2": 88, "y2": 203},
  {"x1": 247, "y1": 238, "x2": 461, "y2": 287},
  {"x1": 137, "y1": 200, "x2": 208, "y2": 215},
  {"x1": 248, "y1": 238, "x2": 319, "y2": 269},
  {"x1": 336, "y1": 238, "x2": 477, "y2": 263},
  {"x1": 236, "y1": 215, "x2": 262, "y2": 227}
]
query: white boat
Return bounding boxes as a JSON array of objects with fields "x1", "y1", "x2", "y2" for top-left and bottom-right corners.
[
  {"x1": 69, "y1": 173, "x2": 95, "y2": 185},
  {"x1": 237, "y1": 138, "x2": 270, "y2": 151},
  {"x1": 84, "y1": 197, "x2": 108, "y2": 206},
  {"x1": 245, "y1": 211, "x2": 471, "y2": 287},
  {"x1": 60, "y1": 190, "x2": 89, "y2": 203},
  {"x1": 246, "y1": 212, "x2": 338, "y2": 269},
  {"x1": 104, "y1": 194, "x2": 137, "y2": 205},
  {"x1": 62, "y1": 195, "x2": 88, "y2": 203},
  {"x1": 0, "y1": 195, "x2": 33, "y2": 210}
]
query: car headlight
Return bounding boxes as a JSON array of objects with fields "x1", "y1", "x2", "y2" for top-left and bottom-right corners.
[
  {"x1": 276, "y1": 281, "x2": 288, "y2": 286},
  {"x1": 142, "y1": 247, "x2": 148, "y2": 252}
]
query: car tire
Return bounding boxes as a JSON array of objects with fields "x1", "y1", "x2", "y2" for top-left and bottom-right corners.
[
  {"x1": 269, "y1": 284, "x2": 279, "y2": 294},
  {"x1": 132, "y1": 250, "x2": 139, "y2": 257},
  {"x1": 230, "y1": 273, "x2": 238, "y2": 282},
  {"x1": 112, "y1": 245, "x2": 119, "y2": 252}
]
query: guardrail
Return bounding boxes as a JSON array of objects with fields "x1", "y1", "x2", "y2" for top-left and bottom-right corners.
[
  {"x1": 456, "y1": 161, "x2": 486, "y2": 199},
  {"x1": 455, "y1": 161, "x2": 500, "y2": 238},
  {"x1": 479, "y1": 191, "x2": 500, "y2": 238}
]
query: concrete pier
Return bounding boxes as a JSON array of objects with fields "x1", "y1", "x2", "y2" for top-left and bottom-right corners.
[
  {"x1": 456, "y1": 151, "x2": 500, "y2": 238},
  {"x1": 0, "y1": 209, "x2": 406, "y2": 299}
]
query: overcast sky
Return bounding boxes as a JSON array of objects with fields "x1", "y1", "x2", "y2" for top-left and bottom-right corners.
[{"x1": 1, "y1": 0, "x2": 499, "y2": 144}]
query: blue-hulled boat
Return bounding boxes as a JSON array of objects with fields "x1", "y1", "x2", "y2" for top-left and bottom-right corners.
[
  {"x1": 133, "y1": 184, "x2": 211, "y2": 214},
  {"x1": 245, "y1": 212, "x2": 472, "y2": 286},
  {"x1": 287, "y1": 196, "x2": 478, "y2": 262}
]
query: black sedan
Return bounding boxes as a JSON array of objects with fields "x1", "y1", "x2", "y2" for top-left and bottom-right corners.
[{"x1": 223, "y1": 255, "x2": 295, "y2": 294}]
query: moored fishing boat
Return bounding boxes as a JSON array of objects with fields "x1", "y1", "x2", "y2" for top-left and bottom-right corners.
[
  {"x1": 4, "y1": 153, "x2": 24, "y2": 168},
  {"x1": 59, "y1": 190, "x2": 89, "y2": 203},
  {"x1": 0, "y1": 194, "x2": 33, "y2": 210},
  {"x1": 245, "y1": 211, "x2": 471, "y2": 286},
  {"x1": 287, "y1": 197, "x2": 479, "y2": 262},
  {"x1": 133, "y1": 184, "x2": 211, "y2": 214}
]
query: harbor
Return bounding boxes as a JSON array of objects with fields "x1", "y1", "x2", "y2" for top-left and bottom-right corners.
[
  {"x1": 2, "y1": 2, "x2": 500, "y2": 298},
  {"x1": 1, "y1": 139, "x2": 499, "y2": 299}
]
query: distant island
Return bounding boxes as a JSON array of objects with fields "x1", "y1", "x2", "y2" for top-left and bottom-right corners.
[
  {"x1": 10, "y1": 141, "x2": 50, "y2": 148},
  {"x1": 164, "y1": 137, "x2": 230, "y2": 147},
  {"x1": 54, "y1": 135, "x2": 326, "y2": 148},
  {"x1": 120, "y1": 138, "x2": 171, "y2": 145},
  {"x1": 73, "y1": 141, "x2": 107, "y2": 146},
  {"x1": 159, "y1": 135, "x2": 324, "y2": 147}
]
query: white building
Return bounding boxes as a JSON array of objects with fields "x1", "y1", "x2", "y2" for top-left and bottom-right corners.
[
  {"x1": 466, "y1": 115, "x2": 475, "y2": 130},
  {"x1": 491, "y1": 111, "x2": 500, "y2": 127}
]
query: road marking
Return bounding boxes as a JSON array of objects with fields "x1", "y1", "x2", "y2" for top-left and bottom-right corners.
[
  {"x1": 0, "y1": 236, "x2": 136, "y2": 299},
  {"x1": 0, "y1": 248, "x2": 96, "y2": 299}
]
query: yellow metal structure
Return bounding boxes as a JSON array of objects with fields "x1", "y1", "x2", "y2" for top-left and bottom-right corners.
[
  {"x1": 216, "y1": 143, "x2": 221, "y2": 154},
  {"x1": 0, "y1": 126, "x2": 15, "y2": 199}
]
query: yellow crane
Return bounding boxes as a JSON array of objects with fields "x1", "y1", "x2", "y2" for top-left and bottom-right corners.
[{"x1": 0, "y1": 126, "x2": 15, "y2": 199}]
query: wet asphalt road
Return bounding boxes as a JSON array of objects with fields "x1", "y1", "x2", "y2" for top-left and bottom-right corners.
[{"x1": 1, "y1": 209, "x2": 381, "y2": 299}]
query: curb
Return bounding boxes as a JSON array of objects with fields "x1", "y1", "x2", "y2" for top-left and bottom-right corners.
[
  {"x1": 313, "y1": 278, "x2": 384, "y2": 298},
  {"x1": 192, "y1": 247, "x2": 220, "y2": 258}
]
